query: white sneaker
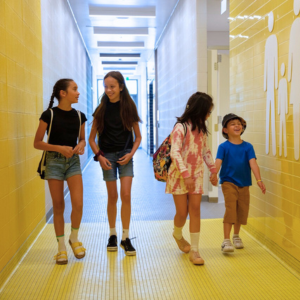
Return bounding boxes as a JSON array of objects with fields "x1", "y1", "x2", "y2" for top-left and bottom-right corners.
[
  {"x1": 233, "y1": 236, "x2": 244, "y2": 249},
  {"x1": 221, "y1": 239, "x2": 234, "y2": 252}
]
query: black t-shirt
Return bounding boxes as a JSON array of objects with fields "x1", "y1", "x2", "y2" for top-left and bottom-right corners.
[
  {"x1": 98, "y1": 101, "x2": 133, "y2": 152},
  {"x1": 40, "y1": 107, "x2": 87, "y2": 148}
]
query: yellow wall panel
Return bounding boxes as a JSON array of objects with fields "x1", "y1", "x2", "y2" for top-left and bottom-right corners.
[
  {"x1": 230, "y1": 0, "x2": 300, "y2": 265},
  {"x1": 0, "y1": 0, "x2": 44, "y2": 273}
]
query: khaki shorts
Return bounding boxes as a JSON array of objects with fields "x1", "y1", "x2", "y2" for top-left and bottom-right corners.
[{"x1": 221, "y1": 182, "x2": 250, "y2": 225}]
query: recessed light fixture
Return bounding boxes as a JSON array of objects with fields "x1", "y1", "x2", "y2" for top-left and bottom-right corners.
[
  {"x1": 94, "y1": 27, "x2": 149, "y2": 36},
  {"x1": 98, "y1": 41, "x2": 145, "y2": 48},
  {"x1": 89, "y1": 5, "x2": 156, "y2": 18}
]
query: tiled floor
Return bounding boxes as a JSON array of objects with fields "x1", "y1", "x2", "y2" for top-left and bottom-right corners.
[{"x1": 1, "y1": 150, "x2": 300, "y2": 299}]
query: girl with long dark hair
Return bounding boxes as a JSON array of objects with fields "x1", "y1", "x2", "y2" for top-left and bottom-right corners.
[
  {"x1": 166, "y1": 92, "x2": 218, "y2": 265},
  {"x1": 89, "y1": 71, "x2": 141, "y2": 256}
]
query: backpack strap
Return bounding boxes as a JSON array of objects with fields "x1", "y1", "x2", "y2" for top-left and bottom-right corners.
[
  {"x1": 77, "y1": 110, "x2": 81, "y2": 142},
  {"x1": 41, "y1": 108, "x2": 53, "y2": 173}
]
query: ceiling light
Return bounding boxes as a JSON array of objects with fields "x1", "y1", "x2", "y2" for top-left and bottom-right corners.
[
  {"x1": 89, "y1": 6, "x2": 156, "y2": 18},
  {"x1": 94, "y1": 27, "x2": 148, "y2": 35},
  {"x1": 97, "y1": 41, "x2": 144, "y2": 48}
]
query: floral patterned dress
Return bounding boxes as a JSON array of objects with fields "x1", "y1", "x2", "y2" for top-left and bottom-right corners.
[{"x1": 165, "y1": 122, "x2": 217, "y2": 195}]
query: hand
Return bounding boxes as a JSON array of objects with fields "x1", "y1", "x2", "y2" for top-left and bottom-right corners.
[
  {"x1": 210, "y1": 173, "x2": 218, "y2": 186},
  {"x1": 98, "y1": 155, "x2": 112, "y2": 170},
  {"x1": 59, "y1": 146, "x2": 74, "y2": 158},
  {"x1": 184, "y1": 177, "x2": 195, "y2": 191},
  {"x1": 117, "y1": 153, "x2": 132, "y2": 165},
  {"x1": 73, "y1": 144, "x2": 85, "y2": 155},
  {"x1": 257, "y1": 181, "x2": 266, "y2": 194}
]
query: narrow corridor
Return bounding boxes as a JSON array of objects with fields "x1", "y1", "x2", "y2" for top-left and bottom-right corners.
[{"x1": 0, "y1": 150, "x2": 300, "y2": 299}]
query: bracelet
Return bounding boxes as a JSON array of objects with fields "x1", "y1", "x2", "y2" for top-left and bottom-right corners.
[
  {"x1": 93, "y1": 150, "x2": 104, "y2": 161},
  {"x1": 257, "y1": 180, "x2": 263, "y2": 183}
]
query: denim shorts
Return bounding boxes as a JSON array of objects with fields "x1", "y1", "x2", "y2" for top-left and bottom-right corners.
[
  {"x1": 44, "y1": 152, "x2": 82, "y2": 181},
  {"x1": 102, "y1": 149, "x2": 134, "y2": 181}
]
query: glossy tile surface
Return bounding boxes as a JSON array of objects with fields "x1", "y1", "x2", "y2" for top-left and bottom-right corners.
[
  {"x1": 1, "y1": 150, "x2": 300, "y2": 299},
  {"x1": 230, "y1": 0, "x2": 300, "y2": 261}
]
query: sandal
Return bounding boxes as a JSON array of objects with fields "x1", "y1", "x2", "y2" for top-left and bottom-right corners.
[
  {"x1": 54, "y1": 251, "x2": 68, "y2": 265},
  {"x1": 69, "y1": 240, "x2": 86, "y2": 259}
]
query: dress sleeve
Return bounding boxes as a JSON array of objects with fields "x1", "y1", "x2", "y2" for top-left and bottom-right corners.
[
  {"x1": 39, "y1": 109, "x2": 51, "y2": 125},
  {"x1": 170, "y1": 123, "x2": 190, "y2": 178},
  {"x1": 80, "y1": 112, "x2": 87, "y2": 124},
  {"x1": 202, "y1": 134, "x2": 217, "y2": 174}
]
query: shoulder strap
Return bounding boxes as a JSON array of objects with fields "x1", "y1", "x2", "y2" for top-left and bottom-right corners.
[
  {"x1": 77, "y1": 110, "x2": 81, "y2": 142},
  {"x1": 47, "y1": 108, "x2": 54, "y2": 142}
]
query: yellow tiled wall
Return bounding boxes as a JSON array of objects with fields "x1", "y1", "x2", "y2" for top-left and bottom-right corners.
[
  {"x1": 230, "y1": 0, "x2": 300, "y2": 262},
  {"x1": 0, "y1": 0, "x2": 44, "y2": 272}
]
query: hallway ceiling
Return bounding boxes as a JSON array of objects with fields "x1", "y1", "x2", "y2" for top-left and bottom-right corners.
[{"x1": 68, "y1": 0, "x2": 229, "y2": 76}]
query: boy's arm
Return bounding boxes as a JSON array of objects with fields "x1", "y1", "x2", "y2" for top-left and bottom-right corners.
[
  {"x1": 249, "y1": 158, "x2": 266, "y2": 194},
  {"x1": 215, "y1": 158, "x2": 222, "y2": 174}
]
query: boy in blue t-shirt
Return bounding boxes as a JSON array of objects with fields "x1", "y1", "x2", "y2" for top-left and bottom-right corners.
[{"x1": 215, "y1": 114, "x2": 266, "y2": 253}]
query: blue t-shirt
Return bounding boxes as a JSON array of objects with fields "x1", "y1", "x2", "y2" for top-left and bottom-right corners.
[{"x1": 216, "y1": 141, "x2": 256, "y2": 187}]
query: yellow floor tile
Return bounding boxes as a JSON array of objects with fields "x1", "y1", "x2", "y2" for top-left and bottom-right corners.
[{"x1": 1, "y1": 219, "x2": 300, "y2": 299}]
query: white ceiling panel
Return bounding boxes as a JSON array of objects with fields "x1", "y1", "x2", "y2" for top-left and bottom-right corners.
[{"x1": 68, "y1": 0, "x2": 229, "y2": 75}]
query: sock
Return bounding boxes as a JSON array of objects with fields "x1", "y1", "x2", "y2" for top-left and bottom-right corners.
[
  {"x1": 122, "y1": 229, "x2": 129, "y2": 240},
  {"x1": 69, "y1": 227, "x2": 84, "y2": 255},
  {"x1": 190, "y1": 232, "x2": 200, "y2": 252},
  {"x1": 57, "y1": 235, "x2": 67, "y2": 252},
  {"x1": 233, "y1": 234, "x2": 239, "y2": 239},
  {"x1": 173, "y1": 225, "x2": 183, "y2": 240},
  {"x1": 110, "y1": 227, "x2": 117, "y2": 236},
  {"x1": 69, "y1": 227, "x2": 79, "y2": 244}
]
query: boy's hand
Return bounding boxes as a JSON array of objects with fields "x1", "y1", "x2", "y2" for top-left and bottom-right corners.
[
  {"x1": 257, "y1": 181, "x2": 266, "y2": 194},
  {"x1": 210, "y1": 173, "x2": 218, "y2": 186}
]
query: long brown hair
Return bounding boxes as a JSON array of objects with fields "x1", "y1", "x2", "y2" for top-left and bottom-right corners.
[
  {"x1": 48, "y1": 79, "x2": 74, "y2": 109},
  {"x1": 93, "y1": 71, "x2": 141, "y2": 133},
  {"x1": 177, "y1": 92, "x2": 213, "y2": 134}
]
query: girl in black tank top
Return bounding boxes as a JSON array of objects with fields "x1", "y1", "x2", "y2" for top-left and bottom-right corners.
[{"x1": 89, "y1": 71, "x2": 142, "y2": 256}]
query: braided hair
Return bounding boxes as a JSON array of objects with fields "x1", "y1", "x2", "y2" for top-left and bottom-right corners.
[{"x1": 48, "y1": 79, "x2": 74, "y2": 109}]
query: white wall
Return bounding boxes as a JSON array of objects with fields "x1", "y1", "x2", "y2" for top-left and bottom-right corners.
[
  {"x1": 41, "y1": 0, "x2": 92, "y2": 214},
  {"x1": 156, "y1": 0, "x2": 210, "y2": 195},
  {"x1": 157, "y1": 0, "x2": 208, "y2": 144},
  {"x1": 207, "y1": 31, "x2": 229, "y2": 49}
]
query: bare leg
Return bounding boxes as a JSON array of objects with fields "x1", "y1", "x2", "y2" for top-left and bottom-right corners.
[
  {"x1": 67, "y1": 175, "x2": 83, "y2": 229},
  {"x1": 106, "y1": 181, "x2": 118, "y2": 229},
  {"x1": 48, "y1": 179, "x2": 65, "y2": 236},
  {"x1": 233, "y1": 223, "x2": 241, "y2": 235},
  {"x1": 120, "y1": 176, "x2": 133, "y2": 231},
  {"x1": 173, "y1": 194, "x2": 188, "y2": 228},
  {"x1": 188, "y1": 194, "x2": 201, "y2": 233},
  {"x1": 224, "y1": 222, "x2": 233, "y2": 239}
]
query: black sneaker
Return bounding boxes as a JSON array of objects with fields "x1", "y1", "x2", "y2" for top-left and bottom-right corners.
[
  {"x1": 120, "y1": 238, "x2": 136, "y2": 256},
  {"x1": 107, "y1": 235, "x2": 118, "y2": 251}
]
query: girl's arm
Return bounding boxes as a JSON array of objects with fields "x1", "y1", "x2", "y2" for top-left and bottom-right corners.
[
  {"x1": 130, "y1": 122, "x2": 142, "y2": 156},
  {"x1": 170, "y1": 124, "x2": 190, "y2": 178},
  {"x1": 73, "y1": 123, "x2": 86, "y2": 155},
  {"x1": 88, "y1": 122, "x2": 99, "y2": 155},
  {"x1": 118, "y1": 122, "x2": 141, "y2": 165},
  {"x1": 33, "y1": 120, "x2": 74, "y2": 157},
  {"x1": 249, "y1": 158, "x2": 266, "y2": 194},
  {"x1": 202, "y1": 134, "x2": 217, "y2": 174},
  {"x1": 88, "y1": 121, "x2": 112, "y2": 170}
]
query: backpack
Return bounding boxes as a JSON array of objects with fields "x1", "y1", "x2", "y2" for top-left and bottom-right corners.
[{"x1": 153, "y1": 123, "x2": 187, "y2": 182}]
